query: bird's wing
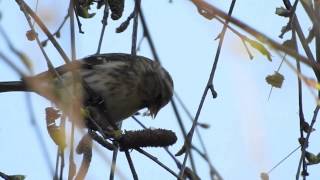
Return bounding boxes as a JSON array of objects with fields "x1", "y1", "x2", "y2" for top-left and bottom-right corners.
[{"x1": 34, "y1": 53, "x2": 140, "y2": 79}]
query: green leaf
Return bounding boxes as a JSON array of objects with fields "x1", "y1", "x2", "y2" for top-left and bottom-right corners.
[
  {"x1": 8, "y1": 175, "x2": 26, "y2": 180},
  {"x1": 76, "y1": 6, "x2": 96, "y2": 18},
  {"x1": 305, "y1": 151, "x2": 320, "y2": 165},
  {"x1": 175, "y1": 143, "x2": 187, "y2": 156},
  {"x1": 282, "y1": 39, "x2": 295, "y2": 50},
  {"x1": 266, "y1": 72, "x2": 284, "y2": 88},
  {"x1": 247, "y1": 39, "x2": 272, "y2": 61},
  {"x1": 275, "y1": 7, "x2": 291, "y2": 17},
  {"x1": 74, "y1": 0, "x2": 96, "y2": 19}
]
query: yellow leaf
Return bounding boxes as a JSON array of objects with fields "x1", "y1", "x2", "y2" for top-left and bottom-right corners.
[
  {"x1": 305, "y1": 78, "x2": 320, "y2": 90},
  {"x1": 47, "y1": 125, "x2": 66, "y2": 148},
  {"x1": 247, "y1": 39, "x2": 272, "y2": 61},
  {"x1": 266, "y1": 72, "x2": 284, "y2": 88}
]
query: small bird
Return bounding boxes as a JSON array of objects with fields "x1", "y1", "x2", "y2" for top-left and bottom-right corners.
[{"x1": 0, "y1": 53, "x2": 174, "y2": 131}]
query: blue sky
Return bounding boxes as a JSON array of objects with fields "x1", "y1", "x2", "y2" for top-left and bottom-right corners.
[{"x1": 1, "y1": 0, "x2": 320, "y2": 179}]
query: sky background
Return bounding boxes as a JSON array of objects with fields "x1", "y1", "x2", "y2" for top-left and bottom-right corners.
[{"x1": 1, "y1": 0, "x2": 320, "y2": 179}]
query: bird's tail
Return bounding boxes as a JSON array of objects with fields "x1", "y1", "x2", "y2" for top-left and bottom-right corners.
[{"x1": 0, "y1": 81, "x2": 29, "y2": 93}]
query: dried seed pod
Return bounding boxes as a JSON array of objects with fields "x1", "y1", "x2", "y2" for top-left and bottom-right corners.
[
  {"x1": 116, "y1": 18, "x2": 130, "y2": 33},
  {"x1": 119, "y1": 128, "x2": 177, "y2": 151},
  {"x1": 75, "y1": 134, "x2": 92, "y2": 180},
  {"x1": 260, "y1": 172, "x2": 269, "y2": 180},
  {"x1": 26, "y1": 30, "x2": 37, "y2": 41},
  {"x1": 108, "y1": 0, "x2": 125, "y2": 20},
  {"x1": 76, "y1": 133, "x2": 93, "y2": 155},
  {"x1": 45, "y1": 107, "x2": 61, "y2": 125},
  {"x1": 116, "y1": 12, "x2": 134, "y2": 33}
]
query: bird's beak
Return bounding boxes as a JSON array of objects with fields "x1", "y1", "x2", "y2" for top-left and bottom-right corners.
[{"x1": 149, "y1": 105, "x2": 159, "y2": 119}]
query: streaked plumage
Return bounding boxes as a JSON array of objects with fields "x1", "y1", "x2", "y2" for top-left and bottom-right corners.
[{"x1": 0, "y1": 53, "x2": 174, "y2": 130}]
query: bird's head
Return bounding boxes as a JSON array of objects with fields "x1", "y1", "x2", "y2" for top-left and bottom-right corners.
[{"x1": 138, "y1": 60, "x2": 173, "y2": 118}]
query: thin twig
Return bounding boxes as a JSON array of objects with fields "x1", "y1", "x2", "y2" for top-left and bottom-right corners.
[
  {"x1": 300, "y1": 0, "x2": 320, "y2": 43},
  {"x1": 279, "y1": 0, "x2": 299, "y2": 38},
  {"x1": 58, "y1": 147, "x2": 65, "y2": 180},
  {"x1": 170, "y1": 100, "x2": 197, "y2": 173},
  {"x1": 124, "y1": 150, "x2": 139, "y2": 180},
  {"x1": 136, "y1": 35, "x2": 145, "y2": 51},
  {"x1": 73, "y1": 5, "x2": 84, "y2": 34},
  {"x1": 139, "y1": 10, "x2": 160, "y2": 62},
  {"x1": 54, "y1": 150, "x2": 60, "y2": 180},
  {"x1": 14, "y1": 0, "x2": 71, "y2": 64},
  {"x1": 190, "y1": 0, "x2": 320, "y2": 72},
  {"x1": 109, "y1": 145, "x2": 119, "y2": 180},
  {"x1": 291, "y1": 27, "x2": 308, "y2": 180},
  {"x1": 179, "y1": 1, "x2": 236, "y2": 177},
  {"x1": 267, "y1": 54, "x2": 286, "y2": 100},
  {"x1": 1, "y1": 19, "x2": 57, "y2": 178},
  {"x1": 0, "y1": 25, "x2": 32, "y2": 74},
  {"x1": 68, "y1": 0, "x2": 77, "y2": 179},
  {"x1": 41, "y1": 14, "x2": 70, "y2": 46},
  {"x1": 131, "y1": 116, "x2": 201, "y2": 179},
  {"x1": 282, "y1": 0, "x2": 320, "y2": 80},
  {"x1": 25, "y1": 93, "x2": 55, "y2": 175},
  {"x1": 268, "y1": 145, "x2": 301, "y2": 174},
  {"x1": 240, "y1": 38, "x2": 253, "y2": 59},
  {"x1": 296, "y1": 106, "x2": 320, "y2": 180},
  {"x1": 314, "y1": 0, "x2": 320, "y2": 85},
  {"x1": 88, "y1": 130, "x2": 115, "y2": 150},
  {"x1": 135, "y1": 148, "x2": 182, "y2": 180},
  {"x1": 131, "y1": 117, "x2": 193, "y2": 175},
  {"x1": 0, "y1": 36, "x2": 54, "y2": 175},
  {"x1": 174, "y1": 93, "x2": 223, "y2": 180},
  {"x1": 57, "y1": 115, "x2": 66, "y2": 180},
  {"x1": 96, "y1": 1, "x2": 109, "y2": 54},
  {"x1": 141, "y1": 6, "x2": 200, "y2": 173},
  {"x1": 131, "y1": 0, "x2": 141, "y2": 55},
  {"x1": 0, "y1": 52, "x2": 25, "y2": 77},
  {"x1": 139, "y1": 6, "x2": 199, "y2": 175},
  {"x1": 31, "y1": 0, "x2": 39, "y2": 27},
  {"x1": 13, "y1": 0, "x2": 68, "y2": 84}
]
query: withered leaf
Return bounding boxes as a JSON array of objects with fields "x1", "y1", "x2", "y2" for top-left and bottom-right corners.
[
  {"x1": 260, "y1": 172, "x2": 269, "y2": 180},
  {"x1": 266, "y1": 72, "x2": 284, "y2": 88}
]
